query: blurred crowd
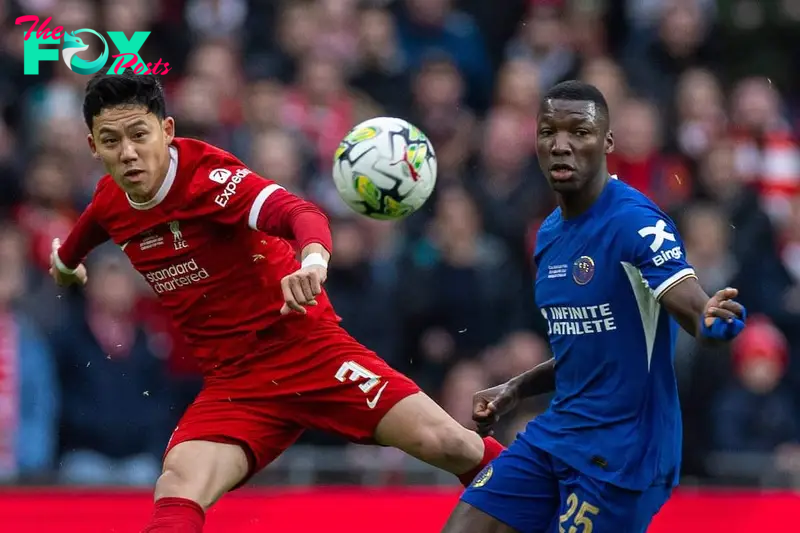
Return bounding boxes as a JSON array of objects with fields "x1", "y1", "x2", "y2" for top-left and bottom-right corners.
[{"x1": 1, "y1": 0, "x2": 800, "y2": 488}]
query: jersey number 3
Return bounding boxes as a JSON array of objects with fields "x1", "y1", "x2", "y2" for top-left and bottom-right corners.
[
  {"x1": 559, "y1": 493, "x2": 600, "y2": 533},
  {"x1": 334, "y1": 361, "x2": 386, "y2": 409},
  {"x1": 334, "y1": 361, "x2": 381, "y2": 393}
]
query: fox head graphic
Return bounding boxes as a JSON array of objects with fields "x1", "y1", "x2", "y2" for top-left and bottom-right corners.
[
  {"x1": 60, "y1": 29, "x2": 108, "y2": 75},
  {"x1": 61, "y1": 32, "x2": 89, "y2": 70}
]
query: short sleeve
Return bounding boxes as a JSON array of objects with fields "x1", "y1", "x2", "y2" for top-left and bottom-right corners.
[
  {"x1": 191, "y1": 165, "x2": 285, "y2": 229},
  {"x1": 622, "y1": 206, "x2": 696, "y2": 300}
]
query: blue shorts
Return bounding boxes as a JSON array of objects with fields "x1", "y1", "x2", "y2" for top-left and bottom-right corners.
[{"x1": 461, "y1": 437, "x2": 672, "y2": 533}]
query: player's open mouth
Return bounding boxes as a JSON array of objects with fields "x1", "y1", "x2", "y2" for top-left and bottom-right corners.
[
  {"x1": 124, "y1": 169, "x2": 145, "y2": 180},
  {"x1": 549, "y1": 164, "x2": 575, "y2": 181}
]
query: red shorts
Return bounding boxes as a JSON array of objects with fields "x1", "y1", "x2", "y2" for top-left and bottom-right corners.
[{"x1": 165, "y1": 318, "x2": 420, "y2": 485}]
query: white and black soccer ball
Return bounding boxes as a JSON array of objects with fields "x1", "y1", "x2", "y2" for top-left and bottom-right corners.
[{"x1": 331, "y1": 117, "x2": 437, "y2": 220}]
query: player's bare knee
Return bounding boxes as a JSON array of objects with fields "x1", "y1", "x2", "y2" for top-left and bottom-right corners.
[
  {"x1": 155, "y1": 440, "x2": 249, "y2": 509},
  {"x1": 376, "y1": 393, "x2": 483, "y2": 469},
  {"x1": 412, "y1": 421, "x2": 483, "y2": 469},
  {"x1": 154, "y1": 468, "x2": 194, "y2": 501},
  {"x1": 155, "y1": 463, "x2": 218, "y2": 508},
  {"x1": 436, "y1": 424, "x2": 483, "y2": 464}
]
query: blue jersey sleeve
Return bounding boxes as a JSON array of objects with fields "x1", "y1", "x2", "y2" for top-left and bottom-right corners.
[{"x1": 622, "y1": 206, "x2": 696, "y2": 300}]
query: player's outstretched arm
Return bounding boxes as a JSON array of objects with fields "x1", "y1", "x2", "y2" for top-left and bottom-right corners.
[
  {"x1": 256, "y1": 190, "x2": 333, "y2": 315},
  {"x1": 200, "y1": 160, "x2": 335, "y2": 314},
  {"x1": 472, "y1": 358, "x2": 555, "y2": 437},
  {"x1": 624, "y1": 207, "x2": 746, "y2": 342},
  {"x1": 49, "y1": 203, "x2": 109, "y2": 287},
  {"x1": 250, "y1": 185, "x2": 333, "y2": 315},
  {"x1": 659, "y1": 278, "x2": 746, "y2": 341}
]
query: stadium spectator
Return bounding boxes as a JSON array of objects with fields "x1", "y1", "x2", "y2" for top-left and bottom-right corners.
[
  {"x1": 0, "y1": 224, "x2": 58, "y2": 482},
  {"x1": 712, "y1": 316, "x2": 800, "y2": 475},
  {"x1": 52, "y1": 256, "x2": 173, "y2": 486}
]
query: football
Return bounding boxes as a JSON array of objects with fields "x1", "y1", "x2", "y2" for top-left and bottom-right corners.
[{"x1": 332, "y1": 117, "x2": 437, "y2": 220}]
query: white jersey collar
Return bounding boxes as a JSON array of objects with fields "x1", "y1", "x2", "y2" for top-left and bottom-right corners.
[{"x1": 127, "y1": 145, "x2": 178, "y2": 210}]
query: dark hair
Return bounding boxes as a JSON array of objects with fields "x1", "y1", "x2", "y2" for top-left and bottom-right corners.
[
  {"x1": 541, "y1": 80, "x2": 610, "y2": 122},
  {"x1": 83, "y1": 71, "x2": 166, "y2": 130}
]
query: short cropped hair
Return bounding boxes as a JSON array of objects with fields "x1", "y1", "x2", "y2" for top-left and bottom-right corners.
[
  {"x1": 541, "y1": 80, "x2": 610, "y2": 122},
  {"x1": 83, "y1": 71, "x2": 166, "y2": 130}
]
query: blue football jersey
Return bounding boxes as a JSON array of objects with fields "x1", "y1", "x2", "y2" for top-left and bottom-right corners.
[{"x1": 522, "y1": 176, "x2": 695, "y2": 491}]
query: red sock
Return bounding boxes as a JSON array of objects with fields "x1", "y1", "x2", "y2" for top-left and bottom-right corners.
[
  {"x1": 458, "y1": 436, "x2": 505, "y2": 487},
  {"x1": 141, "y1": 497, "x2": 205, "y2": 532}
]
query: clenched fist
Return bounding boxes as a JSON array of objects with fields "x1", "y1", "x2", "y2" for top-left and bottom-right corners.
[
  {"x1": 280, "y1": 264, "x2": 327, "y2": 315},
  {"x1": 472, "y1": 382, "x2": 521, "y2": 437}
]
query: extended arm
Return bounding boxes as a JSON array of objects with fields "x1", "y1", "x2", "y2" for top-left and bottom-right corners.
[
  {"x1": 201, "y1": 162, "x2": 335, "y2": 314},
  {"x1": 507, "y1": 357, "x2": 556, "y2": 398},
  {"x1": 659, "y1": 276, "x2": 708, "y2": 337},
  {"x1": 248, "y1": 186, "x2": 333, "y2": 314},
  {"x1": 472, "y1": 357, "x2": 555, "y2": 436},
  {"x1": 50, "y1": 203, "x2": 109, "y2": 286},
  {"x1": 620, "y1": 207, "x2": 745, "y2": 341},
  {"x1": 660, "y1": 277, "x2": 746, "y2": 340},
  {"x1": 252, "y1": 186, "x2": 333, "y2": 264}
]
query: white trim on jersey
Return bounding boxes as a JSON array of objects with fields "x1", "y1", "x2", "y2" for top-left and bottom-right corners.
[
  {"x1": 653, "y1": 268, "x2": 696, "y2": 301},
  {"x1": 621, "y1": 262, "x2": 660, "y2": 371},
  {"x1": 127, "y1": 146, "x2": 179, "y2": 210},
  {"x1": 247, "y1": 183, "x2": 286, "y2": 230}
]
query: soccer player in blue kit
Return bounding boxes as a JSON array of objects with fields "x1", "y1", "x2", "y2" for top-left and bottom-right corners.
[{"x1": 441, "y1": 80, "x2": 748, "y2": 533}]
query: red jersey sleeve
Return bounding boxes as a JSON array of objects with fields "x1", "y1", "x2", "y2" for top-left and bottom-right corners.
[
  {"x1": 192, "y1": 164, "x2": 332, "y2": 253},
  {"x1": 53, "y1": 201, "x2": 109, "y2": 272}
]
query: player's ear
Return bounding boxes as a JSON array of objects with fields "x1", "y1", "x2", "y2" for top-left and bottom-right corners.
[
  {"x1": 605, "y1": 130, "x2": 614, "y2": 154},
  {"x1": 163, "y1": 116, "x2": 175, "y2": 144},
  {"x1": 87, "y1": 134, "x2": 100, "y2": 159}
]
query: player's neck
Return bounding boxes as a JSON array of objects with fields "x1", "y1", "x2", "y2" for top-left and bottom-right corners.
[
  {"x1": 559, "y1": 172, "x2": 609, "y2": 219},
  {"x1": 128, "y1": 159, "x2": 171, "y2": 203}
]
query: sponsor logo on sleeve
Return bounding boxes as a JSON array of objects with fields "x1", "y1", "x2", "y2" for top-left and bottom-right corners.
[
  {"x1": 639, "y1": 220, "x2": 682, "y2": 266},
  {"x1": 213, "y1": 168, "x2": 252, "y2": 207},
  {"x1": 208, "y1": 168, "x2": 231, "y2": 184},
  {"x1": 638, "y1": 220, "x2": 675, "y2": 252},
  {"x1": 652, "y1": 246, "x2": 683, "y2": 266}
]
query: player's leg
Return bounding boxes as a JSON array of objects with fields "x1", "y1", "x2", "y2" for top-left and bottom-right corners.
[
  {"x1": 553, "y1": 459, "x2": 672, "y2": 533},
  {"x1": 141, "y1": 393, "x2": 302, "y2": 532},
  {"x1": 143, "y1": 441, "x2": 248, "y2": 532},
  {"x1": 441, "y1": 503, "x2": 522, "y2": 533},
  {"x1": 372, "y1": 391, "x2": 504, "y2": 485},
  {"x1": 442, "y1": 438, "x2": 560, "y2": 533},
  {"x1": 292, "y1": 322, "x2": 504, "y2": 485}
]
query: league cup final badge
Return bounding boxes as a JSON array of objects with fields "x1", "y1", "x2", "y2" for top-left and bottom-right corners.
[{"x1": 15, "y1": 15, "x2": 171, "y2": 75}]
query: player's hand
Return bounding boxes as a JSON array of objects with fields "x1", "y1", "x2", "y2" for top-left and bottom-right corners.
[
  {"x1": 49, "y1": 238, "x2": 87, "y2": 287},
  {"x1": 280, "y1": 265, "x2": 327, "y2": 315},
  {"x1": 701, "y1": 287, "x2": 746, "y2": 340},
  {"x1": 703, "y1": 287, "x2": 744, "y2": 325},
  {"x1": 472, "y1": 382, "x2": 521, "y2": 437}
]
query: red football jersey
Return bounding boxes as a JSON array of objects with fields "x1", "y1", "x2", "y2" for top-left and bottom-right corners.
[{"x1": 58, "y1": 138, "x2": 337, "y2": 373}]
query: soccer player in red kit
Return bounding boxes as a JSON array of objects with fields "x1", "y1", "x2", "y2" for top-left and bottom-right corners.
[{"x1": 50, "y1": 72, "x2": 503, "y2": 532}]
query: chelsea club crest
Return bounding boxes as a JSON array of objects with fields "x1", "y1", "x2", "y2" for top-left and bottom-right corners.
[{"x1": 572, "y1": 256, "x2": 595, "y2": 285}]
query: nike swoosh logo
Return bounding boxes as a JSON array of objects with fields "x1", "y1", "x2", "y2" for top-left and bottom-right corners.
[{"x1": 366, "y1": 381, "x2": 388, "y2": 409}]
